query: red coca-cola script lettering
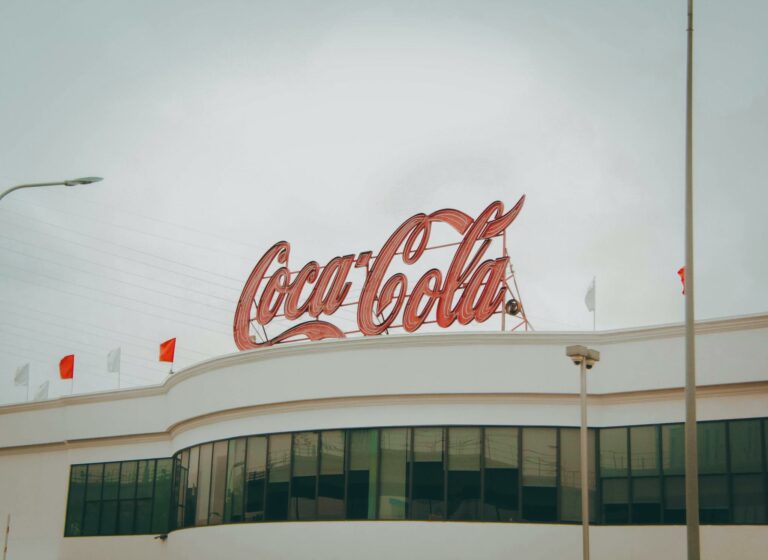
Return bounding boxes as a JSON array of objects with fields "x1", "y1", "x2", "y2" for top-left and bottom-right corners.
[{"x1": 233, "y1": 197, "x2": 525, "y2": 350}]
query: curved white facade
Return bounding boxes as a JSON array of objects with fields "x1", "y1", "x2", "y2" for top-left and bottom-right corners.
[{"x1": 1, "y1": 314, "x2": 767, "y2": 559}]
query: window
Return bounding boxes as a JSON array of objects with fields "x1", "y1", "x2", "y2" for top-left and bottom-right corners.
[
  {"x1": 83, "y1": 463, "x2": 103, "y2": 535},
  {"x1": 600, "y1": 428, "x2": 628, "y2": 477},
  {"x1": 699, "y1": 475, "x2": 729, "y2": 523},
  {"x1": 244, "y1": 436, "x2": 267, "y2": 521},
  {"x1": 195, "y1": 444, "x2": 213, "y2": 526},
  {"x1": 265, "y1": 434, "x2": 291, "y2": 521},
  {"x1": 152, "y1": 459, "x2": 173, "y2": 533},
  {"x1": 630, "y1": 426, "x2": 659, "y2": 476},
  {"x1": 379, "y1": 428, "x2": 408, "y2": 520},
  {"x1": 729, "y1": 420, "x2": 762, "y2": 473},
  {"x1": 208, "y1": 441, "x2": 228, "y2": 525},
  {"x1": 662, "y1": 424, "x2": 685, "y2": 475},
  {"x1": 347, "y1": 429, "x2": 376, "y2": 520},
  {"x1": 184, "y1": 447, "x2": 199, "y2": 528},
  {"x1": 318, "y1": 431, "x2": 345, "y2": 520},
  {"x1": 631, "y1": 478, "x2": 661, "y2": 523},
  {"x1": 663, "y1": 477, "x2": 686, "y2": 524},
  {"x1": 289, "y1": 432, "x2": 318, "y2": 520},
  {"x1": 521, "y1": 428, "x2": 557, "y2": 521},
  {"x1": 224, "y1": 438, "x2": 246, "y2": 523},
  {"x1": 410, "y1": 427, "x2": 445, "y2": 520},
  {"x1": 483, "y1": 427, "x2": 519, "y2": 521},
  {"x1": 732, "y1": 475, "x2": 766, "y2": 523},
  {"x1": 64, "y1": 465, "x2": 87, "y2": 536},
  {"x1": 560, "y1": 428, "x2": 596, "y2": 522},
  {"x1": 447, "y1": 427, "x2": 481, "y2": 521},
  {"x1": 698, "y1": 422, "x2": 727, "y2": 474}
]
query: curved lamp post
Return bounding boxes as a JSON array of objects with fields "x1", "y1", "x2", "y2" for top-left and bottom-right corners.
[{"x1": 0, "y1": 177, "x2": 103, "y2": 203}]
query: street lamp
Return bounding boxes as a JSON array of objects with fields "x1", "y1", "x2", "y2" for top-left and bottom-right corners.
[
  {"x1": 0, "y1": 177, "x2": 103, "y2": 203},
  {"x1": 565, "y1": 344, "x2": 600, "y2": 560}
]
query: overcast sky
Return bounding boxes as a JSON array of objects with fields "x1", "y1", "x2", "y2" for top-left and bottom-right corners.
[{"x1": 1, "y1": 0, "x2": 766, "y2": 402}]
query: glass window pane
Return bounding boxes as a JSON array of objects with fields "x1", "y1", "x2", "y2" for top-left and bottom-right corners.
[
  {"x1": 175, "y1": 451, "x2": 189, "y2": 529},
  {"x1": 99, "y1": 500, "x2": 118, "y2": 535},
  {"x1": 135, "y1": 499, "x2": 153, "y2": 533},
  {"x1": 318, "y1": 431, "x2": 345, "y2": 520},
  {"x1": 483, "y1": 427, "x2": 519, "y2": 522},
  {"x1": 102, "y1": 463, "x2": 120, "y2": 500},
  {"x1": 662, "y1": 424, "x2": 685, "y2": 475},
  {"x1": 410, "y1": 427, "x2": 445, "y2": 520},
  {"x1": 447, "y1": 427, "x2": 480, "y2": 520},
  {"x1": 632, "y1": 477, "x2": 661, "y2": 523},
  {"x1": 379, "y1": 428, "x2": 408, "y2": 520},
  {"x1": 136, "y1": 460, "x2": 155, "y2": 499},
  {"x1": 522, "y1": 428, "x2": 557, "y2": 521},
  {"x1": 601, "y1": 478, "x2": 629, "y2": 524},
  {"x1": 152, "y1": 459, "x2": 173, "y2": 533},
  {"x1": 65, "y1": 465, "x2": 87, "y2": 536},
  {"x1": 698, "y1": 422, "x2": 727, "y2": 474},
  {"x1": 245, "y1": 436, "x2": 267, "y2": 522},
  {"x1": 699, "y1": 475, "x2": 729, "y2": 523},
  {"x1": 729, "y1": 420, "x2": 762, "y2": 473},
  {"x1": 120, "y1": 461, "x2": 138, "y2": 500},
  {"x1": 348, "y1": 429, "x2": 377, "y2": 520},
  {"x1": 732, "y1": 474, "x2": 766, "y2": 523},
  {"x1": 82, "y1": 501, "x2": 101, "y2": 536},
  {"x1": 209, "y1": 441, "x2": 229, "y2": 525},
  {"x1": 86, "y1": 463, "x2": 104, "y2": 501},
  {"x1": 196, "y1": 443, "x2": 213, "y2": 526},
  {"x1": 266, "y1": 434, "x2": 291, "y2": 521},
  {"x1": 290, "y1": 432, "x2": 318, "y2": 520},
  {"x1": 184, "y1": 447, "x2": 199, "y2": 527},
  {"x1": 560, "y1": 428, "x2": 597, "y2": 522},
  {"x1": 224, "y1": 438, "x2": 247, "y2": 523},
  {"x1": 600, "y1": 428, "x2": 628, "y2": 477},
  {"x1": 630, "y1": 426, "x2": 659, "y2": 476},
  {"x1": 117, "y1": 500, "x2": 135, "y2": 534},
  {"x1": 663, "y1": 476, "x2": 686, "y2": 524}
]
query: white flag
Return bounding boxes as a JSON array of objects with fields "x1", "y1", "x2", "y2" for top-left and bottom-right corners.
[
  {"x1": 585, "y1": 278, "x2": 596, "y2": 312},
  {"x1": 14, "y1": 363, "x2": 29, "y2": 387},
  {"x1": 107, "y1": 348, "x2": 121, "y2": 373},
  {"x1": 33, "y1": 380, "x2": 49, "y2": 401}
]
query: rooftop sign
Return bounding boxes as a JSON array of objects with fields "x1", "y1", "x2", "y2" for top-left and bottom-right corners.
[{"x1": 233, "y1": 197, "x2": 526, "y2": 349}]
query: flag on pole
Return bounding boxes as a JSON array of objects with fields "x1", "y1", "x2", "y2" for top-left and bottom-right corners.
[
  {"x1": 159, "y1": 338, "x2": 176, "y2": 363},
  {"x1": 584, "y1": 278, "x2": 596, "y2": 312},
  {"x1": 678, "y1": 266, "x2": 686, "y2": 294},
  {"x1": 59, "y1": 355, "x2": 74, "y2": 380},
  {"x1": 107, "y1": 348, "x2": 121, "y2": 373},
  {"x1": 33, "y1": 380, "x2": 49, "y2": 401},
  {"x1": 14, "y1": 364, "x2": 29, "y2": 387}
]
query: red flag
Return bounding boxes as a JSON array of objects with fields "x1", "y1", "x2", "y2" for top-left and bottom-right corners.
[
  {"x1": 159, "y1": 338, "x2": 176, "y2": 362},
  {"x1": 677, "y1": 266, "x2": 685, "y2": 295},
  {"x1": 59, "y1": 354, "x2": 74, "y2": 379}
]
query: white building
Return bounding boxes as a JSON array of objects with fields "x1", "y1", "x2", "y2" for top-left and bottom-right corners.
[{"x1": 1, "y1": 313, "x2": 767, "y2": 560}]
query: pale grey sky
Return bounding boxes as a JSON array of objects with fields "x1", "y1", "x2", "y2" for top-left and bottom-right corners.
[{"x1": 1, "y1": 0, "x2": 766, "y2": 402}]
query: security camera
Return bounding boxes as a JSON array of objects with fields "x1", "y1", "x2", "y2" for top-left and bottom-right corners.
[{"x1": 585, "y1": 349, "x2": 601, "y2": 369}]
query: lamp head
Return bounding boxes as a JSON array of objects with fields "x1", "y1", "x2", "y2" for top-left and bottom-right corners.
[{"x1": 64, "y1": 177, "x2": 103, "y2": 186}]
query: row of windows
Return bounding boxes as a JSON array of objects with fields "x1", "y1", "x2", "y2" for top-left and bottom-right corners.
[
  {"x1": 65, "y1": 458, "x2": 173, "y2": 536},
  {"x1": 64, "y1": 418, "x2": 768, "y2": 536}
]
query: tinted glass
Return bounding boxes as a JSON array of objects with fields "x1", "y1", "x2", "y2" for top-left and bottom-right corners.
[
  {"x1": 196, "y1": 443, "x2": 213, "y2": 526},
  {"x1": 176, "y1": 450, "x2": 189, "y2": 529},
  {"x1": 82, "y1": 501, "x2": 101, "y2": 536},
  {"x1": 290, "y1": 432, "x2": 318, "y2": 520},
  {"x1": 600, "y1": 428, "x2": 628, "y2": 477},
  {"x1": 209, "y1": 441, "x2": 229, "y2": 525},
  {"x1": 224, "y1": 438, "x2": 247, "y2": 523},
  {"x1": 663, "y1": 476, "x2": 686, "y2": 524},
  {"x1": 245, "y1": 436, "x2": 267, "y2": 521},
  {"x1": 602, "y1": 478, "x2": 629, "y2": 524},
  {"x1": 522, "y1": 428, "x2": 557, "y2": 521},
  {"x1": 86, "y1": 463, "x2": 104, "y2": 501},
  {"x1": 184, "y1": 447, "x2": 199, "y2": 527},
  {"x1": 136, "y1": 460, "x2": 155, "y2": 499},
  {"x1": 65, "y1": 465, "x2": 87, "y2": 536},
  {"x1": 410, "y1": 427, "x2": 445, "y2": 520},
  {"x1": 379, "y1": 428, "x2": 408, "y2": 520},
  {"x1": 698, "y1": 422, "x2": 727, "y2": 474},
  {"x1": 447, "y1": 427, "x2": 481, "y2": 520},
  {"x1": 99, "y1": 500, "x2": 118, "y2": 535},
  {"x1": 632, "y1": 477, "x2": 661, "y2": 523},
  {"x1": 152, "y1": 459, "x2": 173, "y2": 533},
  {"x1": 732, "y1": 474, "x2": 766, "y2": 523},
  {"x1": 318, "y1": 431, "x2": 345, "y2": 520},
  {"x1": 347, "y1": 429, "x2": 377, "y2": 520},
  {"x1": 117, "y1": 500, "x2": 135, "y2": 534},
  {"x1": 662, "y1": 424, "x2": 685, "y2": 475},
  {"x1": 560, "y1": 428, "x2": 596, "y2": 522},
  {"x1": 102, "y1": 463, "x2": 121, "y2": 500},
  {"x1": 483, "y1": 427, "x2": 519, "y2": 522},
  {"x1": 729, "y1": 420, "x2": 762, "y2": 473},
  {"x1": 266, "y1": 434, "x2": 291, "y2": 521},
  {"x1": 630, "y1": 426, "x2": 659, "y2": 476},
  {"x1": 699, "y1": 475, "x2": 729, "y2": 523}
]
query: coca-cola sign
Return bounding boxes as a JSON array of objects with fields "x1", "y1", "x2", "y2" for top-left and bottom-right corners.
[{"x1": 233, "y1": 197, "x2": 526, "y2": 350}]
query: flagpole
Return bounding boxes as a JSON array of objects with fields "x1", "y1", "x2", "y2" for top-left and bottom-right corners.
[
  {"x1": 592, "y1": 277, "x2": 596, "y2": 331},
  {"x1": 684, "y1": 1, "x2": 700, "y2": 559},
  {"x1": 2, "y1": 514, "x2": 9, "y2": 560}
]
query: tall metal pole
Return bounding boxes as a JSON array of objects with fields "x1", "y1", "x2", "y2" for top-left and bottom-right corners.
[
  {"x1": 684, "y1": 1, "x2": 700, "y2": 559},
  {"x1": 580, "y1": 357, "x2": 590, "y2": 560}
]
